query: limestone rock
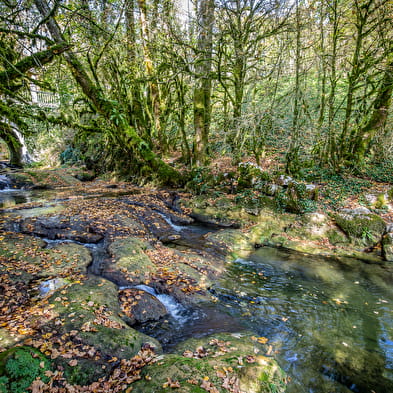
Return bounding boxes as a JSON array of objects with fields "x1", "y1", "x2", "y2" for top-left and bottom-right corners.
[
  {"x1": 119, "y1": 288, "x2": 167, "y2": 325},
  {"x1": 382, "y1": 233, "x2": 393, "y2": 262},
  {"x1": 334, "y1": 209, "x2": 386, "y2": 247},
  {"x1": 131, "y1": 332, "x2": 287, "y2": 393}
]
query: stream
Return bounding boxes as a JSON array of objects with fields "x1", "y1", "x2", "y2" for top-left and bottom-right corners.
[
  {"x1": 215, "y1": 248, "x2": 393, "y2": 393},
  {"x1": 1, "y1": 185, "x2": 393, "y2": 392}
]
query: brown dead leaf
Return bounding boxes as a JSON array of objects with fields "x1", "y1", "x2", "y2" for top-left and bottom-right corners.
[
  {"x1": 200, "y1": 379, "x2": 219, "y2": 393},
  {"x1": 30, "y1": 379, "x2": 45, "y2": 393},
  {"x1": 68, "y1": 359, "x2": 78, "y2": 367}
]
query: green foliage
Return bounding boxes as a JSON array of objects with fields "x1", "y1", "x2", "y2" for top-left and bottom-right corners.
[
  {"x1": 0, "y1": 376, "x2": 8, "y2": 393},
  {"x1": 374, "y1": 194, "x2": 388, "y2": 210},
  {"x1": 358, "y1": 160, "x2": 393, "y2": 184},
  {"x1": 276, "y1": 183, "x2": 318, "y2": 214},
  {"x1": 361, "y1": 227, "x2": 373, "y2": 242},
  {"x1": 304, "y1": 167, "x2": 373, "y2": 209},
  {"x1": 109, "y1": 107, "x2": 126, "y2": 126},
  {"x1": 0, "y1": 347, "x2": 51, "y2": 393},
  {"x1": 185, "y1": 167, "x2": 214, "y2": 195},
  {"x1": 60, "y1": 147, "x2": 83, "y2": 165}
]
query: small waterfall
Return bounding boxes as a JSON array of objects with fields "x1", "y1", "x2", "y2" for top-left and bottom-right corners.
[
  {"x1": 134, "y1": 284, "x2": 188, "y2": 323},
  {"x1": 13, "y1": 127, "x2": 32, "y2": 164},
  {"x1": 0, "y1": 174, "x2": 13, "y2": 190},
  {"x1": 158, "y1": 213, "x2": 187, "y2": 232}
]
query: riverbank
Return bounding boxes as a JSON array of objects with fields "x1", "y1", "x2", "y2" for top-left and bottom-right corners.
[
  {"x1": 0, "y1": 168, "x2": 288, "y2": 393},
  {"x1": 0, "y1": 166, "x2": 392, "y2": 392}
]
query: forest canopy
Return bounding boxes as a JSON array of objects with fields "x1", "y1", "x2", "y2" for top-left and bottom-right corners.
[{"x1": 0, "y1": 0, "x2": 392, "y2": 182}]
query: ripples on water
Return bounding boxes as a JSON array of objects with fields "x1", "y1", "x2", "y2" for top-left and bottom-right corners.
[
  {"x1": 216, "y1": 248, "x2": 393, "y2": 393},
  {"x1": 3, "y1": 187, "x2": 393, "y2": 392}
]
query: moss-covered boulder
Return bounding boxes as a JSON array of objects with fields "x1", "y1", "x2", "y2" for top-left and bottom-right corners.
[
  {"x1": 0, "y1": 346, "x2": 52, "y2": 393},
  {"x1": 333, "y1": 208, "x2": 386, "y2": 248},
  {"x1": 24, "y1": 276, "x2": 161, "y2": 385},
  {"x1": 109, "y1": 237, "x2": 156, "y2": 283},
  {"x1": 48, "y1": 276, "x2": 159, "y2": 355},
  {"x1": 0, "y1": 232, "x2": 91, "y2": 283},
  {"x1": 131, "y1": 333, "x2": 287, "y2": 393},
  {"x1": 237, "y1": 162, "x2": 271, "y2": 190},
  {"x1": 382, "y1": 233, "x2": 393, "y2": 262}
]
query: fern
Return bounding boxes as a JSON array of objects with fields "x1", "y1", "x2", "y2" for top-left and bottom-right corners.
[{"x1": 1, "y1": 347, "x2": 51, "y2": 393}]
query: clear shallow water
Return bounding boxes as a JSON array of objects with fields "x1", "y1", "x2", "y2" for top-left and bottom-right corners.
[
  {"x1": 3, "y1": 185, "x2": 393, "y2": 392},
  {"x1": 0, "y1": 188, "x2": 59, "y2": 209},
  {"x1": 215, "y1": 248, "x2": 393, "y2": 393}
]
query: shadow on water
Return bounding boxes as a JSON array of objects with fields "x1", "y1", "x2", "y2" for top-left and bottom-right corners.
[{"x1": 214, "y1": 247, "x2": 393, "y2": 393}]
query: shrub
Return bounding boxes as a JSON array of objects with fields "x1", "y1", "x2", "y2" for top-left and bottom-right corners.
[{"x1": 276, "y1": 183, "x2": 317, "y2": 214}]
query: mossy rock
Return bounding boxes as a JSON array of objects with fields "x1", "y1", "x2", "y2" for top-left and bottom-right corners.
[
  {"x1": 249, "y1": 212, "x2": 295, "y2": 245},
  {"x1": 24, "y1": 168, "x2": 83, "y2": 188},
  {"x1": 333, "y1": 211, "x2": 386, "y2": 247},
  {"x1": 237, "y1": 163, "x2": 272, "y2": 190},
  {"x1": 132, "y1": 333, "x2": 287, "y2": 393},
  {"x1": 277, "y1": 183, "x2": 318, "y2": 214},
  {"x1": 205, "y1": 229, "x2": 253, "y2": 257},
  {"x1": 382, "y1": 233, "x2": 393, "y2": 262},
  {"x1": 109, "y1": 237, "x2": 156, "y2": 281},
  {"x1": 0, "y1": 346, "x2": 52, "y2": 393},
  {"x1": 0, "y1": 232, "x2": 91, "y2": 280},
  {"x1": 48, "y1": 276, "x2": 160, "y2": 359},
  {"x1": 4, "y1": 173, "x2": 34, "y2": 189},
  {"x1": 327, "y1": 228, "x2": 349, "y2": 246}
]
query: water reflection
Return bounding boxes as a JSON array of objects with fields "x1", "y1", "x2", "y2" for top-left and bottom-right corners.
[
  {"x1": 0, "y1": 189, "x2": 32, "y2": 208},
  {"x1": 217, "y1": 248, "x2": 393, "y2": 393}
]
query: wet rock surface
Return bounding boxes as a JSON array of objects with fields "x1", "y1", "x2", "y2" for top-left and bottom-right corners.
[
  {"x1": 119, "y1": 288, "x2": 168, "y2": 325},
  {"x1": 6, "y1": 170, "x2": 393, "y2": 392},
  {"x1": 0, "y1": 175, "x2": 288, "y2": 392}
]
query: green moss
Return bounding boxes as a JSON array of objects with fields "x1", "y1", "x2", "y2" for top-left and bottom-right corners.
[
  {"x1": 48, "y1": 277, "x2": 160, "y2": 360},
  {"x1": 374, "y1": 193, "x2": 388, "y2": 210},
  {"x1": 0, "y1": 347, "x2": 52, "y2": 393},
  {"x1": 131, "y1": 333, "x2": 286, "y2": 393},
  {"x1": 109, "y1": 237, "x2": 156, "y2": 280},
  {"x1": 327, "y1": 229, "x2": 349, "y2": 245},
  {"x1": 334, "y1": 213, "x2": 386, "y2": 247}
]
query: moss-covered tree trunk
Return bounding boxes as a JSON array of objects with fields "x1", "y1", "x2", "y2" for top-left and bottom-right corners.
[
  {"x1": 349, "y1": 55, "x2": 393, "y2": 163},
  {"x1": 33, "y1": 0, "x2": 180, "y2": 185},
  {"x1": 193, "y1": 0, "x2": 214, "y2": 166},
  {"x1": 0, "y1": 123, "x2": 24, "y2": 167}
]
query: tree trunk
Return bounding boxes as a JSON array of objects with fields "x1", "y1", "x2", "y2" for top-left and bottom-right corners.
[
  {"x1": 0, "y1": 123, "x2": 24, "y2": 167},
  {"x1": 286, "y1": 0, "x2": 302, "y2": 175},
  {"x1": 34, "y1": 0, "x2": 180, "y2": 184},
  {"x1": 193, "y1": 0, "x2": 214, "y2": 166},
  {"x1": 349, "y1": 56, "x2": 393, "y2": 162},
  {"x1": 137, "y1": 0, "x2": 167, "y2": 152}
]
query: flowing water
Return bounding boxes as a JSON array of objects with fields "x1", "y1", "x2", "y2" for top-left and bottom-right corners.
[
  {"x1": 2, "y1": 182, "x2": 393, "y2": 392},
  {"x1": 214, "y1": 247, "x2": 393, "y2": 393}
]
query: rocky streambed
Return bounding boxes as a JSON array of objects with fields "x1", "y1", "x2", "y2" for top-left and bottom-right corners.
[
  {"x1": 0, "y1": 173, "x2": 287, "y2": 393},
  {"x1": 1, "y1": 169, "x2": 393, "y2": 393}
]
